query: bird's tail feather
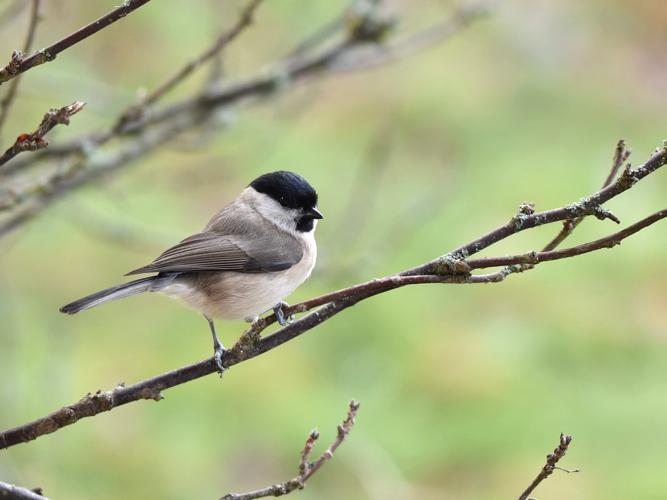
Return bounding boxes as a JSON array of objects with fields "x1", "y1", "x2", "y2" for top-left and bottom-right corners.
[{"x1": 59, "y1": 275, "x2": 173, "y2": 315}]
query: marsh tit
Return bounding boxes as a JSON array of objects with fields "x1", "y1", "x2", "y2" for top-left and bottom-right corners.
[{"x1": 60, "y1": 171, "x2": 323, "y2": 373}]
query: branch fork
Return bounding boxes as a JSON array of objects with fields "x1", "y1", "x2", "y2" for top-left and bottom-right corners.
[
  {"x1": 220, "y1": 400, "x2": 360, "y2": 500},
  {"x1": 1, "y1": 140, "x2": 666, "y2": 451},
  {"x1": 0, "y1": 101, "x2": 85, "y2": 167}
]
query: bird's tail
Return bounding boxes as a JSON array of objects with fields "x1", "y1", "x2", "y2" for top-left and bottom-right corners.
[{"x1": 60, "y1": 276, "x2": 167, "y2": 315}]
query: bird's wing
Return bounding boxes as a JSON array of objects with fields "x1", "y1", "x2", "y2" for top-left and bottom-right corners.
[{"x1": 126, "y1": 230, "x2": 303, "y2": 275}]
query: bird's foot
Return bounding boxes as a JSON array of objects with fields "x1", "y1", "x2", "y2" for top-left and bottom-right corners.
[
  {"x1": 206, "y1": 316, "x2": 227, "y2": 378},
  {"x1": 213, "y1": 340, "x2": 227, "y2": 378},
  {"x1": 273, "y1": 301, "x2": 294, "y2": 327}
]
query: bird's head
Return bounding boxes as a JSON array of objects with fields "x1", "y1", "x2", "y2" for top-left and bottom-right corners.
[{"x1": 248, "y1": 171, "x2": 323, "y2": 233}]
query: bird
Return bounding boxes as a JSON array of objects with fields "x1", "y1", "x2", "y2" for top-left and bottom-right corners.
[{"x1": 60, "y1": 171, "x2": 323, "y2": 374}]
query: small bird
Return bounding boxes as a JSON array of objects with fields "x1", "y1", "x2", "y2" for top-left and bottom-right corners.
[{"x1": 60, "y1": 171, "x2": 323, "y2": 373}]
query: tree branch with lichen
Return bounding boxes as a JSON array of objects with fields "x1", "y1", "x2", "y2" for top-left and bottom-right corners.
[{"x1": 1, "y1": 139, "x2": 665, "y2": 451}]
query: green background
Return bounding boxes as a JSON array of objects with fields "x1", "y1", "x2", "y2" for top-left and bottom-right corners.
[{"x1": 1, "y1": 1, "x2": 666, "y2": 499}]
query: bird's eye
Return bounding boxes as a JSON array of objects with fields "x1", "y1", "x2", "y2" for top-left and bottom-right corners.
[{"x1": 279, "y1": 197, "x2": 287, "y2": 207}]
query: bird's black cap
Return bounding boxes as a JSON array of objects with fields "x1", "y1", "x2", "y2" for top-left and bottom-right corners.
[{"x1": 250, "y1": 171, "x2": 318, "y2": 211}]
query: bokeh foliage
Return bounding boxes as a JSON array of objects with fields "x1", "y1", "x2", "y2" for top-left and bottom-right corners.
[{"x1": 1, "y1": 1, "x2": 666, "y2": 499}]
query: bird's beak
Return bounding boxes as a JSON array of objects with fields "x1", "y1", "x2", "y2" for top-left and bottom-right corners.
[{"x1": 307, "y1": 207, "x2": 324, "y2": 220}]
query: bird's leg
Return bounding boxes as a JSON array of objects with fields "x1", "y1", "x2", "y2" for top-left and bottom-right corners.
[
  {"x1": 273, "y1": 301, "x2": 294, "y2": 327},
  {"x1": 206, "y1": 316, "x2": 226, "y2": 376}
]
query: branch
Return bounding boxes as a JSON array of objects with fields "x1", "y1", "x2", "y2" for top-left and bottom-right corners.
[
  {"x1": 543, "y1": 139, "x2": 631, "y2": 252},
  {"x1": 518, "y1": 433, "x2": 579, "y2": 500},
  {"x1": 284, "y1": 6, "x2": 348, "y2": 59},
  {"x1": 0, "y1": 140, "x2": 664, "y2": 450},
  {"x1": 220, "y1": 400, "x2": 360, "y2": 500},
  {"x1": 0, "y1": 480, "x2": 47, "y2": 500},
  {"x1": 0, "y1": 0, "x2": 41, "y2": 143},
  {"x1": 403, "y1": 141, "x2": 667, "y2": 276},
  {"x1": 0, "y1": 103, "x2": 190, "y2": 219},
  {"x1": 0, "y1": 0, "x2": 151, "y2": 85},
  {"x1": 465, "y1": 208, "x2": 667, "y2": 269},
  {"x1": 0, "y1": 106, "x2": 200, "y2": 242},
  {"x1": 125, "y1": 0, "x2": 263, "y2": 113},
  {"x1": 330, "y1": 0, "x2": 490, "y2": 73},
  {"x1": 0, "y1": 101, "x2": 85, "y2": 167},
  {"x1": 464, "y1": 139, "x2": 635, "y2": 284},
  {"x1": 0, "y1": 1, "x2": 488, "y2": 236}
]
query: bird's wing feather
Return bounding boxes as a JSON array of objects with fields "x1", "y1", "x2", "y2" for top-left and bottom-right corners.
[{"x1": 126, "y1": 230, "x2": 303, "y2": 275}]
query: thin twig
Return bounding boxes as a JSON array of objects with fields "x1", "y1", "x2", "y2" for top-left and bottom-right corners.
[
  {"x1": 0, "y1": 142, "x2": 665, "y2": 450},
  {"x1": 147, "y1": 0, "x2": 262, "y2": 107},
  {"x1": 0, "y1": 480, "x2": 47, "y2": 500},
  {"x1": 331, "y1": 0, "x2": 491, "y2": 73},
  {"x1": 487, "y1": 139, "x2": 634, "y2": 282},
  {"x1": 0, "y1": 0, "x2": 152, "y2": 85},
  {"x1": 401, "y1": 144, "x2": 666, "y2": 278},
  {"x1": 284, "y1": 6, "x2": 348, "y2": 59},
  {"x1": 0, "y1": 0, "x2": 486, "y2": 227},
  {"x1": 0, "y1": 107, "x2": 192, "y2": 232},
  {"x1": 465, "y1": 208, "x2": 667, "y2": 268},
  {"x1": 116, "y1": 0, "x2": 264, "y2": 129},
  {"x1": 0, "y1": 0, "x2": 41, "y2": 143},
  {"x1": 0, "y1": 101, "x2": 85, "y2": 167},
  {"x1": 220, "y1": 400, "x2": 360, "y2": 500},
  {"x1": 518, "y1": 433, "x2": 579, "y2": 500},
  {"x1": 543, "y1": 139, "x2": 631, "y2": 252}
]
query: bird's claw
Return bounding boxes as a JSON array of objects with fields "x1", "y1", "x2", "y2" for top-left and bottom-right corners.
[
  {"x1": 273, "y1": 301, "x2": 294, "y2": 327},
  {"x1": 206, "y1": 316, "x2": 227, "y2": 378},
  {"x1": 213, "y1": 343, "x2": 227, "y2": 377}
]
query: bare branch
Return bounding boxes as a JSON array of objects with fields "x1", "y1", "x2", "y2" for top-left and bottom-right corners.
[
  {"x1": 0, "y1": 107, "x2": 191, "y2": 231},
  {"x1": 0, "y1": 480, "x2": 47, "y2": 500},
  {"x1": 0, "y1": 141, "x2": 664, "y2": 450},
  {"x1": 0, "y1": 101, "x2": 85, "y2": 167},
  {"x1": 0, "y1": 0, "x2": 41, "y2": 143},
  {"x1": 465, "y1": 208, "x2": 667, "y2": 269},
  {"x1": 330, "y1": 0, "x2": 490, "y2": 72},
  {"x1": 0, "y1": 1, "x2": 487, "y2": 235},
  {"x1": 480, "y1": 139, "x2": 637, "y2": 282},
  {"x1": 220, "y1": 400, "x2": 360, "y2": 500},
  {"x1": 284, "y1": 6, "x2": 348, "y2": 59},
  {"x1": 0, "y1": 0, "x2": 152, "y2": 85},
  {"x1": 116, "y1": 0, "x2": 264, "y2": 129},
  {"x1": 148, "y1": 0, "x2": 262, "y2": 106},
  {"x1": 518, "y1": 433, "x2": 579, "y2": 500},
  {"x1": 543, "y1": 139, "x2": 631, "y2": 252},
  {"x1": 404, "y1": 142, "x2": 667, "y2": 275},
  {"x1": 604, "y1": 138, "x2": 632, "y2": 186}
]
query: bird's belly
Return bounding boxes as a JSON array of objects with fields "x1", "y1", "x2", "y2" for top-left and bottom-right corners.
[
  {"x1": 204, "y1": 270, "x2": 308, "y2": 320},
  {"x1": 161, "y1": 249, "x2": 315, "y2": 321}
]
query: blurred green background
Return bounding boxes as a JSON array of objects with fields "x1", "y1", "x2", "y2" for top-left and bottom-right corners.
[{"x1": 1, "y1": 1, "x2": 666, "y2": 499}]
